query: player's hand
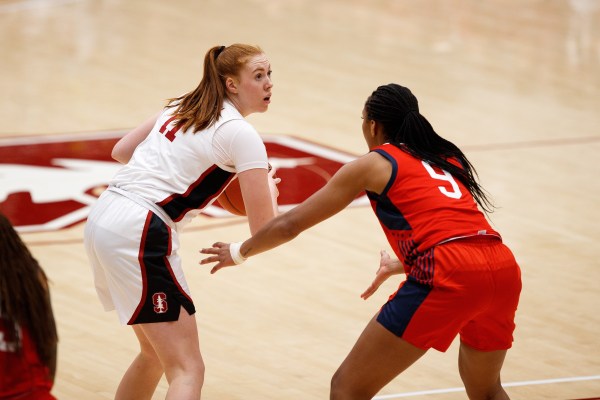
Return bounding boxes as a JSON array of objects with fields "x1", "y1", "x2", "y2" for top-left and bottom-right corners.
[
  {"x1": 360, "y1": 250, "x2": 405, "y2": 300},
  {"x1": 200, "y1": 242, "x2": 237, "y2": 274},
  {"x1": 268, "y1": 163, "x2": 281, "y2": 198}
]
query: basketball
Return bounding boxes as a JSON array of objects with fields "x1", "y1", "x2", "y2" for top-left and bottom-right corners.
[{"x1": 216, "y1": 179, "x2": 246, "y2": 216}]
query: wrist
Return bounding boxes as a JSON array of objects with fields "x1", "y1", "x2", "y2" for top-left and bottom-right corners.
[{"x1": 229, "y1": 242, "x2": 247, "y2": 265}]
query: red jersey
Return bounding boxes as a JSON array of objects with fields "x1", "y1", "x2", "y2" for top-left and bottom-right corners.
[
  {"x1": 0, "y1": 318, "x2": 56, "y2": 400},
  {"x1": 368, "y1": 144, "x2": 500, "y2": 280}
]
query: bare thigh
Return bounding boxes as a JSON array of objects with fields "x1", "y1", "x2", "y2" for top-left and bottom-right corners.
[
  {"x1": 139, "y1": 308, "x2": 204, "y2": 382},
  {"x1": 458, "y1": 341, "x2": 509, "y2": 400},
  {"x1": 331, "y1": 314, "x2": 427, "y2": 400}
]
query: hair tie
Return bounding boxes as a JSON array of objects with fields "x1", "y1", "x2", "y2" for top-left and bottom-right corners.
[{"x1": 215, "y1": 45, "x2": 226, "y2": 59}]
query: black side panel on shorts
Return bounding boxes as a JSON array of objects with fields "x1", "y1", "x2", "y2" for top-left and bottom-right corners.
[
  {"x1": 129, "y1": 213, "x2": 196, "y2": 325},
  {"x1": 376, "y1": 276, "x2": 432, "y2": 337}
]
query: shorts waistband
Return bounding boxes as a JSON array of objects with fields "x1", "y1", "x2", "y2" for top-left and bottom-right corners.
[
  {"x1": 107, "y1": 186, "x2": 177, "y2": 232},
  {"x1": 438, "y1": 233, "x2": 502, "y2": 246}
]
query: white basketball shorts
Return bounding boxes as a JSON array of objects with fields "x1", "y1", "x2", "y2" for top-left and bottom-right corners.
[{"x1": 83, "y1": 189, "x2": 195, "y2": 325}]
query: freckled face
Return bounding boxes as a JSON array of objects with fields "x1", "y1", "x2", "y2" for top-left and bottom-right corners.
[{"x1": 232, "y1": 54, "x2": 273, "y2": 116}]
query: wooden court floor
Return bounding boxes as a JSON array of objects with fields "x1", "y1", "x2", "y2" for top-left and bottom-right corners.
[{"x1": 1, "y1": 0, "x2": 599, "y2": 399}]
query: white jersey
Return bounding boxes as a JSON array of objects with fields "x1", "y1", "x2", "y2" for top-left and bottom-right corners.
[{"x1": 110, "y1": 100, "x2": 268, "y2": 229}]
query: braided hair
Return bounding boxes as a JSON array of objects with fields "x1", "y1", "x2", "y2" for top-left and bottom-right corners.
[
  {"x1": 0, "y1": 212, "x2": 58, "y2": 380},
  {"x1": 364, "y1": 83, "x2": 494, "y2": 213}
]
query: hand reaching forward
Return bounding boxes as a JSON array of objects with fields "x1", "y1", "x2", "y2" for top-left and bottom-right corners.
[
  {"x1": 360, "y1": 250, "x2": 405, "y2": 300},
  {"x1": 200, "y1": 242, "x2": 237, "y2": 274}
]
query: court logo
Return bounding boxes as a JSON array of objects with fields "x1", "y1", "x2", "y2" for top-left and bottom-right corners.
[
  {"x1": 152, "y1": 292, "x2": 168, "y2": 314},
  {"x1": 0, "y1": 132, "x2": 367, "y2": 232}
]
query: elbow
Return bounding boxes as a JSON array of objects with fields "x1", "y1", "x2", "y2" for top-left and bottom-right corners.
[
  {"x1": 111, "y1": 148, "x2": 120, "y2": 163},
  {"x1": 274, "y1": 215, "x2": 302, "y2": 242},
  {"x1": 111, "y1": 146, "x2": 128, "y2": 164}
]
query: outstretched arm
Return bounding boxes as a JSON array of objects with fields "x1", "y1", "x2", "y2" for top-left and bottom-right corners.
[{"x1": 200, "y1": 151, "x2": 390, "y2": 273}]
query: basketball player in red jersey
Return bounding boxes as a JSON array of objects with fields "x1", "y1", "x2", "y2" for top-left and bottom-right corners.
[
  {"x1": 0, "y1": 212, "x2": 58, "y2": 400},
  {"x1": 201, "y1": 84, "x2": 522, "y2": 400}
]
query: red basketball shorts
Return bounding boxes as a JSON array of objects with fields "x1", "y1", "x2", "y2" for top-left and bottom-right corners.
[{"x1": 377, "y1": 237, "x2": 522, "y2": 352}]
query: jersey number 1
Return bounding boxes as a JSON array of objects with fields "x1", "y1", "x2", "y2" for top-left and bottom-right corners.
[
  {"x1": 159, "y1": 116, "x2": 182, "y2": 142},
  {"x1": 421, "y1": 160, "x2": 462, "y2": 199}
]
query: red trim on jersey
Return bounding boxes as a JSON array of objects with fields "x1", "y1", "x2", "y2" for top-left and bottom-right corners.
[{"x1": 156, "y1": 164, "x2": 233, "y2": 222}]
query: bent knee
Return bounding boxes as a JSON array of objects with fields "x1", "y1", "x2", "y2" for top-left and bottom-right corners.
[
  {"x1": 330, "y1": 369, "x2": 373, "y2": 400},
  {"x1": 186, "y1": 357, "x2": 205, "y2": 380},
  {"x1": 164, "y1": 355, "x2": 205, "y2": 383}
]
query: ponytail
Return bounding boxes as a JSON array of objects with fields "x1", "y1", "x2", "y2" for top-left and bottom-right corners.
[
  {"x1": 166, "y1": 44, "x2": 263, "y2": 133},
  {"x1": 365, "y1": 84, "x2": 495, "y2": 213}
]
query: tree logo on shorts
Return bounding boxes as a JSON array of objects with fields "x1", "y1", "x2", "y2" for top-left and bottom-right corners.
[{"x1": 152, "y1": 292, "x2": 168, "y2": 314}]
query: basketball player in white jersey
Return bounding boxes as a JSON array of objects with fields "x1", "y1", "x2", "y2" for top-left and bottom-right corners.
[{"x1": 84, "y1": 44, "x2": 279, "y2": 400}]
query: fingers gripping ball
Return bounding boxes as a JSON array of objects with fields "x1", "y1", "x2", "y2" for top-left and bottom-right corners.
[{"x1": 216, "y1": 179, "x2": 246, "y2": 216}]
